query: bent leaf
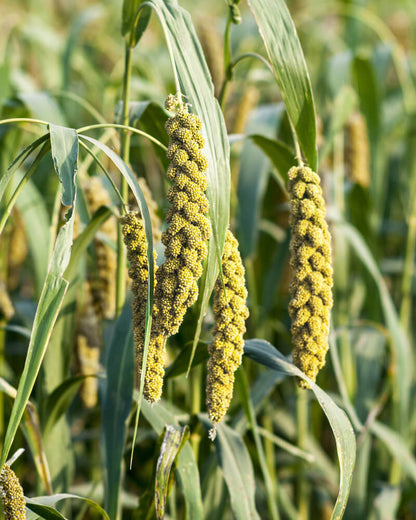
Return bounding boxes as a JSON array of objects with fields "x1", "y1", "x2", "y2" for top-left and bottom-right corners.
[{"x1": 244, "y1": 339, "x2": 356, "y2": 520}]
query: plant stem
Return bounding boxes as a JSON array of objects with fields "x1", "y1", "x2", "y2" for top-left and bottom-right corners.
[
  {"x1": 296, "y1": 387, "x2": 309, "y2": 520},
  {"x1": 218, "y1": 11, "x2": 233, "y2": 109},
  {"x1": 116, "y1": 44, "x2": 133, "y2": 317}
]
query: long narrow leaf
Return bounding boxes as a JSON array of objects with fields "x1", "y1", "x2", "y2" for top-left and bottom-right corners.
[
  {"x1": 0, "y1": 127, "x2": 79, "y2": 468},
  {"x1": 247, "y1": 0, "x2": 317, "y2": 169}
]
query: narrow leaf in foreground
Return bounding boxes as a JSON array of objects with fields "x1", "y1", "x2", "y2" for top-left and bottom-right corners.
[
  {"x1": 247, "y1": 0, "x2": 317, "y2": 169},
  {"x1": 0, "y1": 127, "x2": 79, "y2": 469}
]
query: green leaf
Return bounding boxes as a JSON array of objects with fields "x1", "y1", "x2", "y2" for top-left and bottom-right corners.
[
  {"x1": 144, "y1": 0, "x2": 231, "y2": 367},
  {"x1": 42, "y1": 375, "x2": 94, "y2": 438},
  {"x1": 244, "y1": 339, "x2": 356, "y2": 520},
  {"x1": 320, "y1": 86, "x2": 357, "y2": 162},
  {"x1": 65, "y1": 206, "x2": 112, "y2": 281},
  {"x1": 49, "y1": 125, "x2": 78, "y2": 207},
  {"x1": 0, "y1": 133, "x2": 49, "y2": 202},
  {"x1": 122, "y1": 0, "x2": 151, "y2": 43},
  {"x1": 115, "y1": 100, "x2": 169, "y2": 168},
  {"x1": 0, "y1": 128, "x2": 79, "y2": 469},
  {"x1": 199, "y1": 415, "x2": 260, "y2": 520},
  {"x1": 16, "y1": 177, "x2": 51, "y2": 296},
  {"x1": 339, "y1": 221, "x2": 411, "y2": 435},
  {"x1": 247, "y1": 0, "x2": 317, "y2": 169},
  {"x1": 25, "y1": 493, "x2": 110, "y2": 520},
  {"x1": 250, "y1": 135, "x2": 296, "y2": 180},
  {"x1": 62, "y1": 5, "x2": 104, "y2": 89},
  {"x1": 371, "y1": 421, "x2": 416, "y2": 483},
  {"x1": 165, "y1": 342, "x2": 209, "y2": 379},
  {"x1": 237, "y1": 103, "x2": 291, "y2": 257},
  {"x1": 155, "y1": 425, "x2": 189, "y2": 520},
  {"x1": 102, "y1": 297, "x2": 135, "y2": 520},
  {"x1": 142, "y1": 400, "x2": 203, "y2": 519},
  {"x1": 19, "y1": 92, "x2": 67, "y2": 126}
]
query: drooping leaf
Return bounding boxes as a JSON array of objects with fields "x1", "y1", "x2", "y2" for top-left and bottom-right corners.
[
  {"x1": 25, "y1": 493, "x2": 110, "y2": 520},
  {"x1": 0, "y1": 127, "x2": 78, "y2": 469},
  {"x1": 244, "y1": 339, "x2": 356, "y2": 520},
  {"x1": 247, "y1": 0, "x2": 317, "y2": 169}
]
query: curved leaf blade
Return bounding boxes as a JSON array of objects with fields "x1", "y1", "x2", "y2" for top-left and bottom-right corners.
[
  {"x1": 0, "y1": 128, "x2": 79, "y2": 469},
  {"x1": 244, "y1": 339, "x2": 356, "y2": 520},
  {"x1": 247, "y1": 0, "x2": 317, "y2": 169}
]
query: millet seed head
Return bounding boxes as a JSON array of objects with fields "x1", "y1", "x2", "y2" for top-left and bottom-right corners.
[
  {"x1": 287, "y1": 166, "x2": 333, "y2": 387},
  {"x1": 206, "y1": 230, "x2": 249, "y2": 427},
  {"x1": 0, "y1": 464, "x2": 26, "y2": 520}
]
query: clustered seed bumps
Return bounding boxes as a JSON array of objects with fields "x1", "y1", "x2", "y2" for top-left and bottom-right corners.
[
  {"x1": 154, "y1": 95, "x2": 211, "y2": 338},
  {"x1": 120, "y1": 212, "x2": 165, "y2": 403},
  {"x1": 121, "y1": 95, "x2": 211, "y2": 404},
  {"x1": 0, "y1": 464, "x2": 26, "y2": 520},
  {"x1": 345, "y1": 112, "x2": 370, "y2": 188},
  {"x1": 206, "y1": 230, "x2": 249, "y2": 428},
  {"x1": 288, "y1": 166, "x2": 333, "y2": 387}
]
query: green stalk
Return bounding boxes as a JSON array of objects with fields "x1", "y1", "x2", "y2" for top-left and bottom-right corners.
[
  {"x1": 116, "y1": 44, "x2": 133, "y2": 317},
  {"x1": 296, "y1": 388, "x2": 309, "y2": 520}
]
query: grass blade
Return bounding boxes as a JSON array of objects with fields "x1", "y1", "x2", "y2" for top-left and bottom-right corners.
[
  {"x1": 247, "y1": 0, "x2": 317, "y2": 169},
  {"x1": 244, "y1": 339, "x2": 356, "y2": 520},
  {"x1": 0, "y1": 127, "x2": 78, "y2": 469},
  {"x1": 102, "y1": 296, "x2": 135, "y2": 520},
  {"x1": 142, "y1": 400, "x2": 203, "y2": 519}
]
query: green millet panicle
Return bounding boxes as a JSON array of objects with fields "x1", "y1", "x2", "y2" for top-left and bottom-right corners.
[
  {"x1": 288, "y1": 166, "x2": 333, "y2": 388},
  {"x1": 206, "y1": 230, "x2": 249, "y2": 431},
  {"x1": 120, "y1": 212, "x2": 165, "y2": 403},
  {"x1": 154, "y1": 95, "x2": 211, "y2": 338},
  {"x1": 0, "y1": 464, "x2": 26, "y2": 519}
]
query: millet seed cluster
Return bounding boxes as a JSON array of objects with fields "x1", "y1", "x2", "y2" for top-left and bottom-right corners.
[{"x1": 288, "y1": 166, "x2": 333, "y2": 387}]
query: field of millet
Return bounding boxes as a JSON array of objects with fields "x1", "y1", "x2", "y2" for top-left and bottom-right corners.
[{"x1": 0, "y1": 1, "x2": 416, "y2": 519}]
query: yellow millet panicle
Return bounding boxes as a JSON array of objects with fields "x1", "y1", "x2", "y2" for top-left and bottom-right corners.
[
  {"x1": 155, "y1": 96, "x2": 211, "y2": 338},
  {"x1": 0, "y1": 464, "x2": 26, "y2": 520},
  {"x1": 345, "y1": 112, "x2": 370, "y2": 188},
  {"x1": 84, "y1": 177, "x2": 117, "y2": 320},
  {"x1": 120, "y1": 212, "x2": 165, "y2": 403},
  {"x1": 288, "y1": 166, "x2": 333, "y2": 388},
  {"x1": 206, "y1": 230, "x2": 249, "y2": 428},
  {"x1": 77, "y1": 282, "x2": 101, "y2": 408}
]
